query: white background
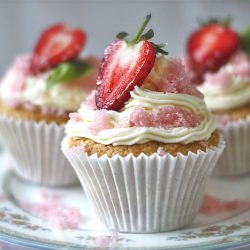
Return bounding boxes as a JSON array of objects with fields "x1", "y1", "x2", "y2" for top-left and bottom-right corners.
[{"x1": 0, "y1": 0, "x2": 249, "y2": 75}]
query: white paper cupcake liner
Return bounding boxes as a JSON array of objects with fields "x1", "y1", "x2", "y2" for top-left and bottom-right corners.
[
  {"x1": 62, "y1": 136, "x2": 225, "y2": 233},
  {"x1": 213, "y1": 116, "x2": 250, "y2": 176},
  {"x1": 0, "y1": 115, "x2": 79, "y2": 186}
]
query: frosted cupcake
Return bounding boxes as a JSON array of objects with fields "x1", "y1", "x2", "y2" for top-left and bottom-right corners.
[
  {"x1": 0, "y1": 24, "x2": 99, "y2": 186},
  {"x1": 186, "y1": 19, "x2": 250, "y2": 176},
  {"x1": 62, "y1": 15, "x2": 225, "y2": 232}
]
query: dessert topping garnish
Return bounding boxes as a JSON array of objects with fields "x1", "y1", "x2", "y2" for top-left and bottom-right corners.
[
  {"x1": 186, "y1": 18, "x2": 240, "y2": 82},
  {"x1": 96, "y1": 14, "x2": 167, "y2": 111},
  {"x1": 30, "y1": 24, "x2": 86, "y2": 73}
]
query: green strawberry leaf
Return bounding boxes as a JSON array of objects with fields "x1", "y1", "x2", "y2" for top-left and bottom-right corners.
[
  {"x1": 46, "y1": 59, "x2": 92, "y2": 90},
  {"x1": 116, "y1": 32, "x2": 129, "y2": 40},
  {"x1": 239, "y1": 27, "x2": 250, "y2": 56}
]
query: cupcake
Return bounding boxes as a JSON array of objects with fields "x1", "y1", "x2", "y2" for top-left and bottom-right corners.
[
  {"x1": 62, "y1": 15, "x2": 225, "y2": 233},
  {"x1": 0, "y1": 24, "x2": 99, "y2": 186},
  {"x1": 185, "y1": 19, "x2": 250, "y2": 176}
]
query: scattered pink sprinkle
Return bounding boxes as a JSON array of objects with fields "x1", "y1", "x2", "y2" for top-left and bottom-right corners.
[
  {"x1": 22, "y1": 191, "x2": 83, "y2": 230},
  {"x1": 11, "y1": 55, "x2": 32, "y2": 74},
  {"x1": 22, "y1": 102, "x2": 36, "y2": 111},
  {"x1": 203, "y1": 51, "x2": 250, "y2": 89},
  {"x1": 9, "y1": 73, "x2": 26, "y2": 92},
  {"x1": 130, "y1": 106, "x2": 202, "y2": 129},
  {"x1": 199, "y1": 141, "x2": 209, "y2": 148},
  {"x1": 199, "y1": 194, "x2": 250, "y2": 216},
  {"x1": 3, "y1": 98, "x2": 22, "y2": 108},
  {"x1": 157, "y1": 147, "x2": 167, "y2": 156},
  {"x1": 204, "y1": 70, "x2": 232, "y2": 89},
  {"x1": 56, "y1": 109, "x2": 66, "y2": 117},
  {"x1": 216, "y1": 114, "x2": 235, "y2": 126},
  {"x1": 116, "y1": 116, "x2": 130, "y2": 128},
  {"x1": 71, "y1": 142, "x2": 86, "y2": 155},
  {"x1": 40, "y1": 106, "x2": 66, "y2": 117},
  {"x1": 3, "y1": 55, "x2": 32, "y2": 94},
  {"x1": 40, "y1": 191, "x2": 62, "y2": 202},
  {"x1": 94, "y1": 230, "x2": 119, "y2": 248},
  {"x1": 230, "y1": 51, "x2": 250, "y2": 78},
  {"x1": 159, "y1": 57, "x2": 203, "y2": 98},
  {"x1": 69, "y1": 112, "x2": 81, "y2": 122},
  {"x1": 81, "y1": 90, "x2": 97, "y2": 109},
  {"x1": 89, "y1": 110, "x2": 111, "y2": 135}
]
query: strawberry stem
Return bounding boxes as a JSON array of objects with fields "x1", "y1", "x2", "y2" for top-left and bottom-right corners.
[{"x1": 130, "y1": 14, "x2": 152, "y2": 44}]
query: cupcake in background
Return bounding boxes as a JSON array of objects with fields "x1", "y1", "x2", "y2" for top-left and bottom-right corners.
[
  {"x1": 62, "y1": 15, "x2": 225, "y2": 233},
  {"x1": 185, "y1": 18, "x2": 250, "y2": 176},
  {"x1": 0, "y1": 24, "x2": 100, "y2": 186}
]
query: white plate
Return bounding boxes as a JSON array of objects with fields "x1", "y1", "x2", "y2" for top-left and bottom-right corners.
[{"x1": 1, "y1": 152, "x2": 250, "y2": 250}]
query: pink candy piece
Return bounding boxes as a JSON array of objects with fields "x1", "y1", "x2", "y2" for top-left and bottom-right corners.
[
  {"x1": 69, "y1": 112, "x2": 81, "y2": 122},
  {"x1": 157, "y1": 147, "x2": 166, "y2": 156},
  {"x1": 71, "y1": 142, "x2": 86, "y2": 155},
  {"x1": 159, "y1": 57, "x2": 203, "y2": 98},
  {"x1": 94, "y1": 230, "x2": 119, "y2": 248},
  {"x1": 12, "y1": 54, "x2": 32, "y2": 74},
  {"x1": 5, "y1": 55, "x2": 32, "y2": 93},
  {"x1": 22, "y1": 191, "x2": 83, "y2": 230},
  {"x1": 82, "y1": 90, "x2": 97, "y2": 109},
  {"x1": 90, "y1": 110, "x2": 111, "y2": 135},
  {"x1": 130, "y1": 106, "x2": 201, "y2": 129},
  {"x1": 204, "y1": 51, "x2": 250, "y2": 89},
  {"x1": 216, "y1": 114, "x2": 235, "y2": 126},
  {"x1": 199, "y1": 194, "x2": 250, "y2": 216}
]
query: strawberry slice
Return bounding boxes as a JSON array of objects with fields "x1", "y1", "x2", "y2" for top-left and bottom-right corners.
[
  {"x1": 30, "y1": 24, "x2": 86, "y2": 73},
  {"x1": 96, "y1": 15, "x2": 167, "y2": 111},
  {"x1": 186, "y1": 19, "x2": 240, "y2": 79}
]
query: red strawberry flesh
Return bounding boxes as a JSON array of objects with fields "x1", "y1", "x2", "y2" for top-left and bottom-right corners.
[
  {"x1": 187, "y1": 23, "x2": 240, "y2": 76},
  {"x1": 31, "y1": 24, "x2": 86, "y2": 73},
  {"x1": 96, "y1": 40, "x2": 156, "y2": 110}
]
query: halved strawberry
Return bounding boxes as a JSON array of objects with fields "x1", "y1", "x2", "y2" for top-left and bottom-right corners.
[
  {"x1": 186, "y1": 19, "x2": 240, "y2": 80},
  {"x1": 30, "y1": 24, "x2": 86, "y2": 73},
  {"x1": 96, "y1": 15, "x2": 167, "y2": 111}
]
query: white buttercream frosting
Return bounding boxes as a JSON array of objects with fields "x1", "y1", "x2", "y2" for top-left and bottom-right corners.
[
  {"x1": 0, "y1": 55, "x2": 99, "y2": 112},
  {"x1": 65, "y1": 86, "x2": 216, "y2": 145},
  {"x1": 198, "y1": 51, "x2": 250, "y2": 111}
]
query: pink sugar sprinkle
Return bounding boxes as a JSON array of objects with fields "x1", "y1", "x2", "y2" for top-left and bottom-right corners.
[
  {"x1": 22, "y1": 102, "x2": 36, "y2": 111},
  {"x1": 40, "y1": 191, "x2": 62, "y2": 202},
  {"x1": 204, "y1": 70, "x2": 233, "y2": 89},
  {"x1": 82, "y1": 90, "x2": 97, "y2": 109},
  {"x1": 90, "y1": 110, "x2": 111, "y2": 135},
  {"x1": 69, "y1": 112, "x2": 81, "y2": 122},
  {"x1": 71, "y1": 142, "x2": 86, "y2": 155},
  {"x1": 5, "y1": 55, "x2": 32, "y2": 94},
  {"x1": 3, "y1": 98, "x2": 22, "y2": 108},
  {"x1": 9, "y1": 74, "x2": 26, "y2": 92},
  {"x1": 157, "y1": 147, "x2": 167, "y2": 156},
  {"x1": 199, "y1": 194, "x2": 250, "y2": 216},
  {"x1": 204, "y1": 51, "x2": 250, "y2": 89},
  {"x1": 199, "y1": 141, "x2": 209, "y2": 148},
  {"x1": 12, "y1": 55, "x2": 32, "y2": 74},
  {"x1": 159, "y1": 57, "x2": 203, "y2": 98},
  {"x1": 116, "y1": 116, "x2": 130, "y2": 128},
  {"x1": 230, "y1": 51, "x2": 250, "y2": 78},
  {"x1": 130, "y1": 106, "x2": 202, "y2": 129},
  {"x1": 216, "y1": 114, "x2": 235, "y2": 126},
  {"x1": 22, "y1": 191, "x2": 83, "y2": 230},
  {"x1": 41, "y1": 106, "x2": 64, "y2": 116},
  {"x1": 56, "y1": 109, "x2": 66, "y2": 117},
  {"x1": 94, "y1": 230, "x2": 119, "y2": 248}
]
